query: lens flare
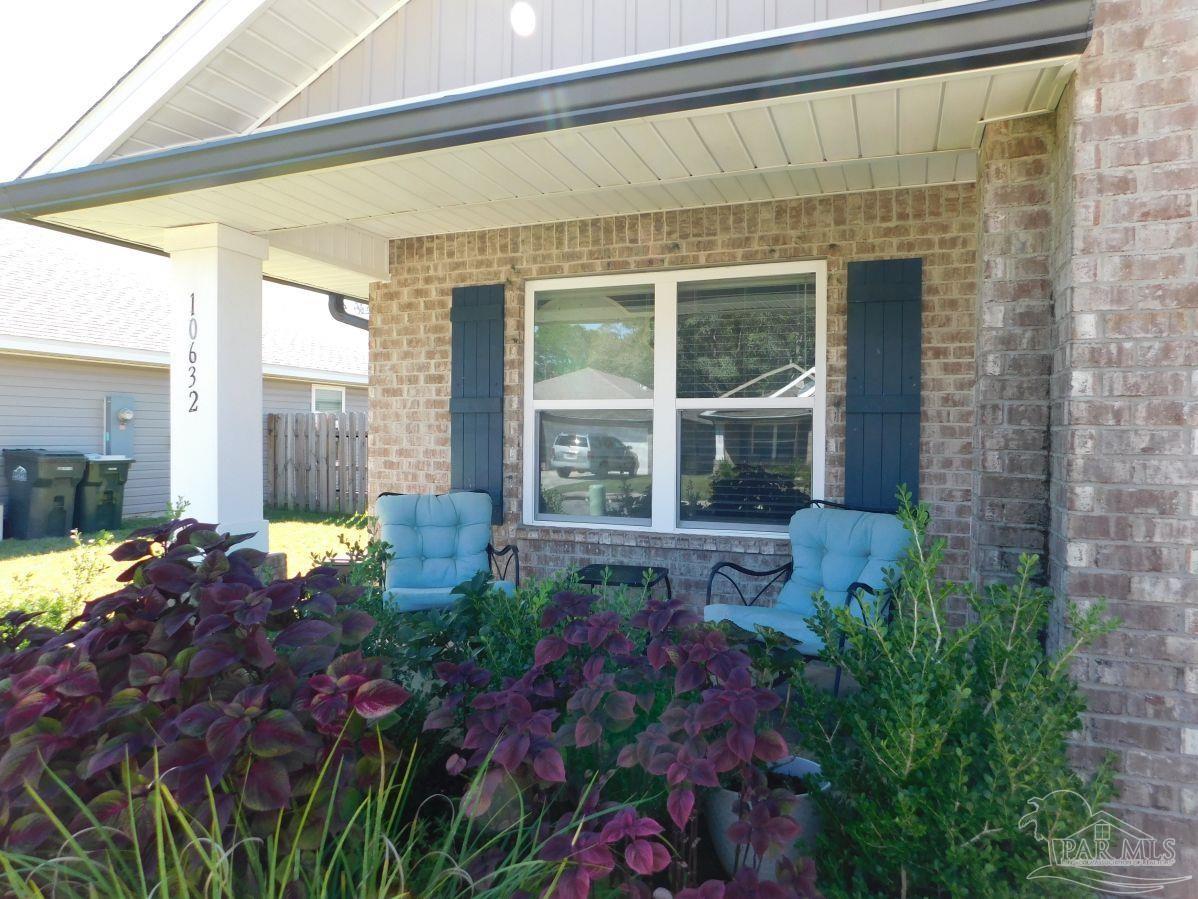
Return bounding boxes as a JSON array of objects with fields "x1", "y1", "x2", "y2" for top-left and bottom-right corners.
[{"x1": 510, "y1": 1, "x2": 536, "y2": 37}]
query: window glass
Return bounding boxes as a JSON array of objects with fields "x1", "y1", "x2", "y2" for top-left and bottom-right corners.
[
  {"x1": 527, "y1": 266, "x2": 823, "y2": 532},
  {"x1": 313, "y1": 388, "x2": 344, "y2": 412},
  {"x1": 678, "y1": 409, "x2": 813, "y2": 528},
  {"x1": 676, "y1": 275, "x2": 817, "y2": 399},
  {"x1": 533, "y1": 284, "x2": 654, "y2": 400},
  {"x1": 537, "y1": 411, "x2": 652, "y2": 523}
]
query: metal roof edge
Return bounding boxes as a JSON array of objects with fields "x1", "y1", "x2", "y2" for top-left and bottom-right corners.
[{"x1": 0, "y1": 0, "x2": 1092, "y2": 220}]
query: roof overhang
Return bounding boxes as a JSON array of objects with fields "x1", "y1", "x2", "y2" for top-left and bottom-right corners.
[
  {"x1": 0, "y1": 0, "x2": 1092, "y2": 298},
  {"x1": 0, "y1": 0, "x2": 1092, "y2": 217},
  {"x1": 0, "y1": 333, "x2": 367, "y2": 385},
  {"x1": 24, "y1": 0, "x2": 408, "y2": 177}
]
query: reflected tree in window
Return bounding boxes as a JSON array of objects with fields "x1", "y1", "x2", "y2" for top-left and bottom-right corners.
[
  {"x1": 677, "y1": 278, "x2": 816, "y2": 399},
  {"x1": 534, "y1": 287, "x2": 654, "y2": 399}
]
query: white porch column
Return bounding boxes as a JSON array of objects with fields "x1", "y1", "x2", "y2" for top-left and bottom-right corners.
[{"x1": 163, "y1": 224, "x2": 270, "y2": 550}]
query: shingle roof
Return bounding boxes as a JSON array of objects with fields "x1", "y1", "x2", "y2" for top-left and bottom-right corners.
[
  {"x1": 534, "y1": 367, "x2": 652, "y2": 401},
  {"x1": 0, "y1": 221, "x2": 366, "y2": 378}
]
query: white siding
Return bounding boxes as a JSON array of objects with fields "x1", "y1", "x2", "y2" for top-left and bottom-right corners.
[
  {"x1": 262, "y1": 379, "x2": 368, "y2": 413},
  {"x1": 0, "y1": 353, "x2": 366, "y2": 522},
  {"x1": 264, "y1": 0, "x2": 938, "y2": 127},
  {"x1": 0, "y1": 354, "x2": 170, "y2": 517}
]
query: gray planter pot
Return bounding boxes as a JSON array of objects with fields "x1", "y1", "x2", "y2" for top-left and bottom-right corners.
[{"x1": 704, "y1": 755, "x2": 823, "y2": 881}]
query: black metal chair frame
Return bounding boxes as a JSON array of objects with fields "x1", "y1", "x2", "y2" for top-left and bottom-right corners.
[
  {"x1": 487, "y1": 543, "x2": 520, "y2": 586},
  {"x1": 703, "y1": 499, "x2": 898, "y2": 696},
  {"x1": 831, "y1": 581, "x2": 897, "y2": 695},
  {"x1": 376, "y1": 491, "x2": 520, "y2": 587},
  {"x1": 705, "y1": 560, "x2": 794, "y2": 608}
]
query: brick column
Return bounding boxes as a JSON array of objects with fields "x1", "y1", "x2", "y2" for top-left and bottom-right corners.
[
  {"x1": 973, "y1": 115, "x2": 1056, "y2": 583},
  {"x1": 1053, "y1": 0, "x2": 1198, "y2": 878}
]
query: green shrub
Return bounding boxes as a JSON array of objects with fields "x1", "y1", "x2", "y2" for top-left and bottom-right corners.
[{"x1": 794, "y1": 494, "x2": 1114, "y2": 897}]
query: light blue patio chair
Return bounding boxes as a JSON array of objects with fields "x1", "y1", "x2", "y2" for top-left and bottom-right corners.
[
  {"x1": 377, "y1": 491, "x2": 518, "y2": 612},
  {"x1": 704, "y1": 502, "x2": 910, "y2": 693}
]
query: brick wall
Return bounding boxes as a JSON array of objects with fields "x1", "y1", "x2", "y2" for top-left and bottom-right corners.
[
  {"x1": 370, "y1": 186, "x2": 978, "y2": 599},
  {"x1": 368, "y1": 0, "x2": 1197, "y2": 874},
  {"x1": 973, "y1": 114, "x2": 1056, "y2": 583},
  {"x1": 1051, "y1": 0, "x2": 1198, "y2": 879}
]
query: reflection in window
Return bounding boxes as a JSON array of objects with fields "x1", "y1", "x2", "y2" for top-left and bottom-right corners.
[
  {"x1": 677, "y1": 275, "x2": 817, "y2": 399},
  {"x1": 533, "y1": 284, "x2": 654, "y2": 400},
  {"x1": 527, "y1": 264, "x2": 824, "y2": 532},
  {"x1": 679, "y1": 409, "x2": 813, "y2": 527},
  {"x1": 537, "y1": 411, "x2": 652, "y2": 523}
]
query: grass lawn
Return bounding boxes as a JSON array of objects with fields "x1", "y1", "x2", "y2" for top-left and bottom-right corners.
[{"x1": 0, "y1": 507, "x2": 369, "y2": 625}]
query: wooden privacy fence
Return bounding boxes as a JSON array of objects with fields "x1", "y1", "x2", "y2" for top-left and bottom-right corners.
[{"x1": 266, "y1": 412, "x2": 369, "y2": 513}]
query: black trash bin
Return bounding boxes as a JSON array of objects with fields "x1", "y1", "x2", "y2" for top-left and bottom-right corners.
[
  {"x1": 75, "y1": 454, "x2": 135, "y2": 532},
  {"x1": 2, "y1": 449, "x2": 86, "y2": 539}
]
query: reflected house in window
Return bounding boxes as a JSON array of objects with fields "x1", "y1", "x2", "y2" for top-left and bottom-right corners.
[
  {"x1": 532, "y1": 285, "x2": 655, "y2": 401},
  {"x1": 680, "y1": 408, "x2": 814, "y2": 526},
  {"x1": 534, "y1": 367, "x2": 652, "y2": 403},
  {"x1": 532, "y1": 284, "x2": 656, "y2": 524},
  {"x1": 538, "y1": 410, "x2": 653, "y2": 522},
  {"x1": 526, "y1": 265, "x2": 824, "y2": 533},
  {"x1": 536, "y1": 368, "x2": 654, "y2": 498},
  {"x1": 677, "y1": 276, "x2": 818, "y2": 528},
  {"x1": 686, "y1": 359, "x2": 817, "y2": 472}
]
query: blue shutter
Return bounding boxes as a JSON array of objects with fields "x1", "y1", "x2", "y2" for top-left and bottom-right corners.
[
  {"x1": 450, "y1": 284, "x2": 505, "y2": 523},
  {"x1": 845, "y1": 259, "x2": 921, "y2": 512}
]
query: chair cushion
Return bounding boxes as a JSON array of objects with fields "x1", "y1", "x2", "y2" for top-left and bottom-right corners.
[
  {"x1": 377, "y1": 492, "x2": 493, "y2": 590},
  {"x1": 704, "y1": 604, "x2": 824, "y2": 656},
  {"x1": 385, "y1": 579, "x2": 515, "y2": 613},
  {"x1": 776, "y1": 507, "x2": 910, "y2": 619}
]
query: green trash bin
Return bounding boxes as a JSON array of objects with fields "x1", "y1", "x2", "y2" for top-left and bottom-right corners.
[
  {"x1": 75, "y1": 454, "x2": 135, "y2": 532},
  {"x1": 2, "y1": 449, "x2": 86, "y2": 539}
]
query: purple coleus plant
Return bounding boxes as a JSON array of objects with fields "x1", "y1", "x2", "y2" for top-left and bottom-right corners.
[
  {"x1": 0, "y1": 519, "x2": 410, "y2": 855},
  {"x1": 424, "y1": 590, "x2": 819, "y2": 897}
]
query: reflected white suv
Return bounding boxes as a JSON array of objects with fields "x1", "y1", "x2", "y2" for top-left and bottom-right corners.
[{"x1": 550, "y1": 433, "x2": 638, "y2": 478}]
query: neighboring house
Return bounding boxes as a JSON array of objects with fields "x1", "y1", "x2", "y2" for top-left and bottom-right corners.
[
  {"x1": 0, "y1": 0, "x2": 1194, "y2": 873},
  {"x1": 0, "y1": 222, "x2": 367, "y2": 516}
]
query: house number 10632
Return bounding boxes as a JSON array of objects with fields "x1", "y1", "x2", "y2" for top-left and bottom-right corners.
[{"x1": 187, "y1": 292, "x2": 199, "y2": 413}]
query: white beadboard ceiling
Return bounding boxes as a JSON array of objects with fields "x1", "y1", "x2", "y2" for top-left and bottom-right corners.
[
  {"x1": 42, "y1": 58, "x2": 1075, "y2": 298},
  {"x1": 110, "y1": 0, "x2": 403, "y2": 160}
]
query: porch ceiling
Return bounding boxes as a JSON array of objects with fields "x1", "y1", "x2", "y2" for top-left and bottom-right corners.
[{"x1": 33, "y1": 57, "x2": 1073, "y2": 298}]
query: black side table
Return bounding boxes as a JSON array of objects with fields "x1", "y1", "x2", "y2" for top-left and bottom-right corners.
[{"x1": 576, "y1": 563, "x2": 672, "y2": 599}]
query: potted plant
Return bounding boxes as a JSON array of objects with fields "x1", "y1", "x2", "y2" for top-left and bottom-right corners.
[{"x1": 704, "y1": 753, "x2": 823, "y2": 880}]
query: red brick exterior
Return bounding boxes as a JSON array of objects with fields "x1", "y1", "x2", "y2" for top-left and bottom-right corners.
[
  {"x1": 1047, "y1": 0, "x2": 1198, "y2": 877},
  {"x1": 973, "y1": 114, "x2": 1056, "y2": 582},
  {"x1": 370, "y1": 188, "x2": 979, "y2": 599}
]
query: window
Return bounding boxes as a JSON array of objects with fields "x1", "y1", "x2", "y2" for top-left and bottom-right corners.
[
  {"x1": 531, "y1": 282, "x2": 653, "y2": 525},
  {"x1": 525, "y1": 262, "x2": 825, "y2": 534},
  {"x1": 312, "y1": 385, "x2": 346, "y2": 412}
]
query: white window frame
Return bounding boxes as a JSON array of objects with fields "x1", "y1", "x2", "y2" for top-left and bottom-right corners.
[
  {"x1": 523, "y1": 260, "x2": 827, "y2": 536},
  {"x1": 311, "y1": 384, "x2": 346, "y2": 413}
]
